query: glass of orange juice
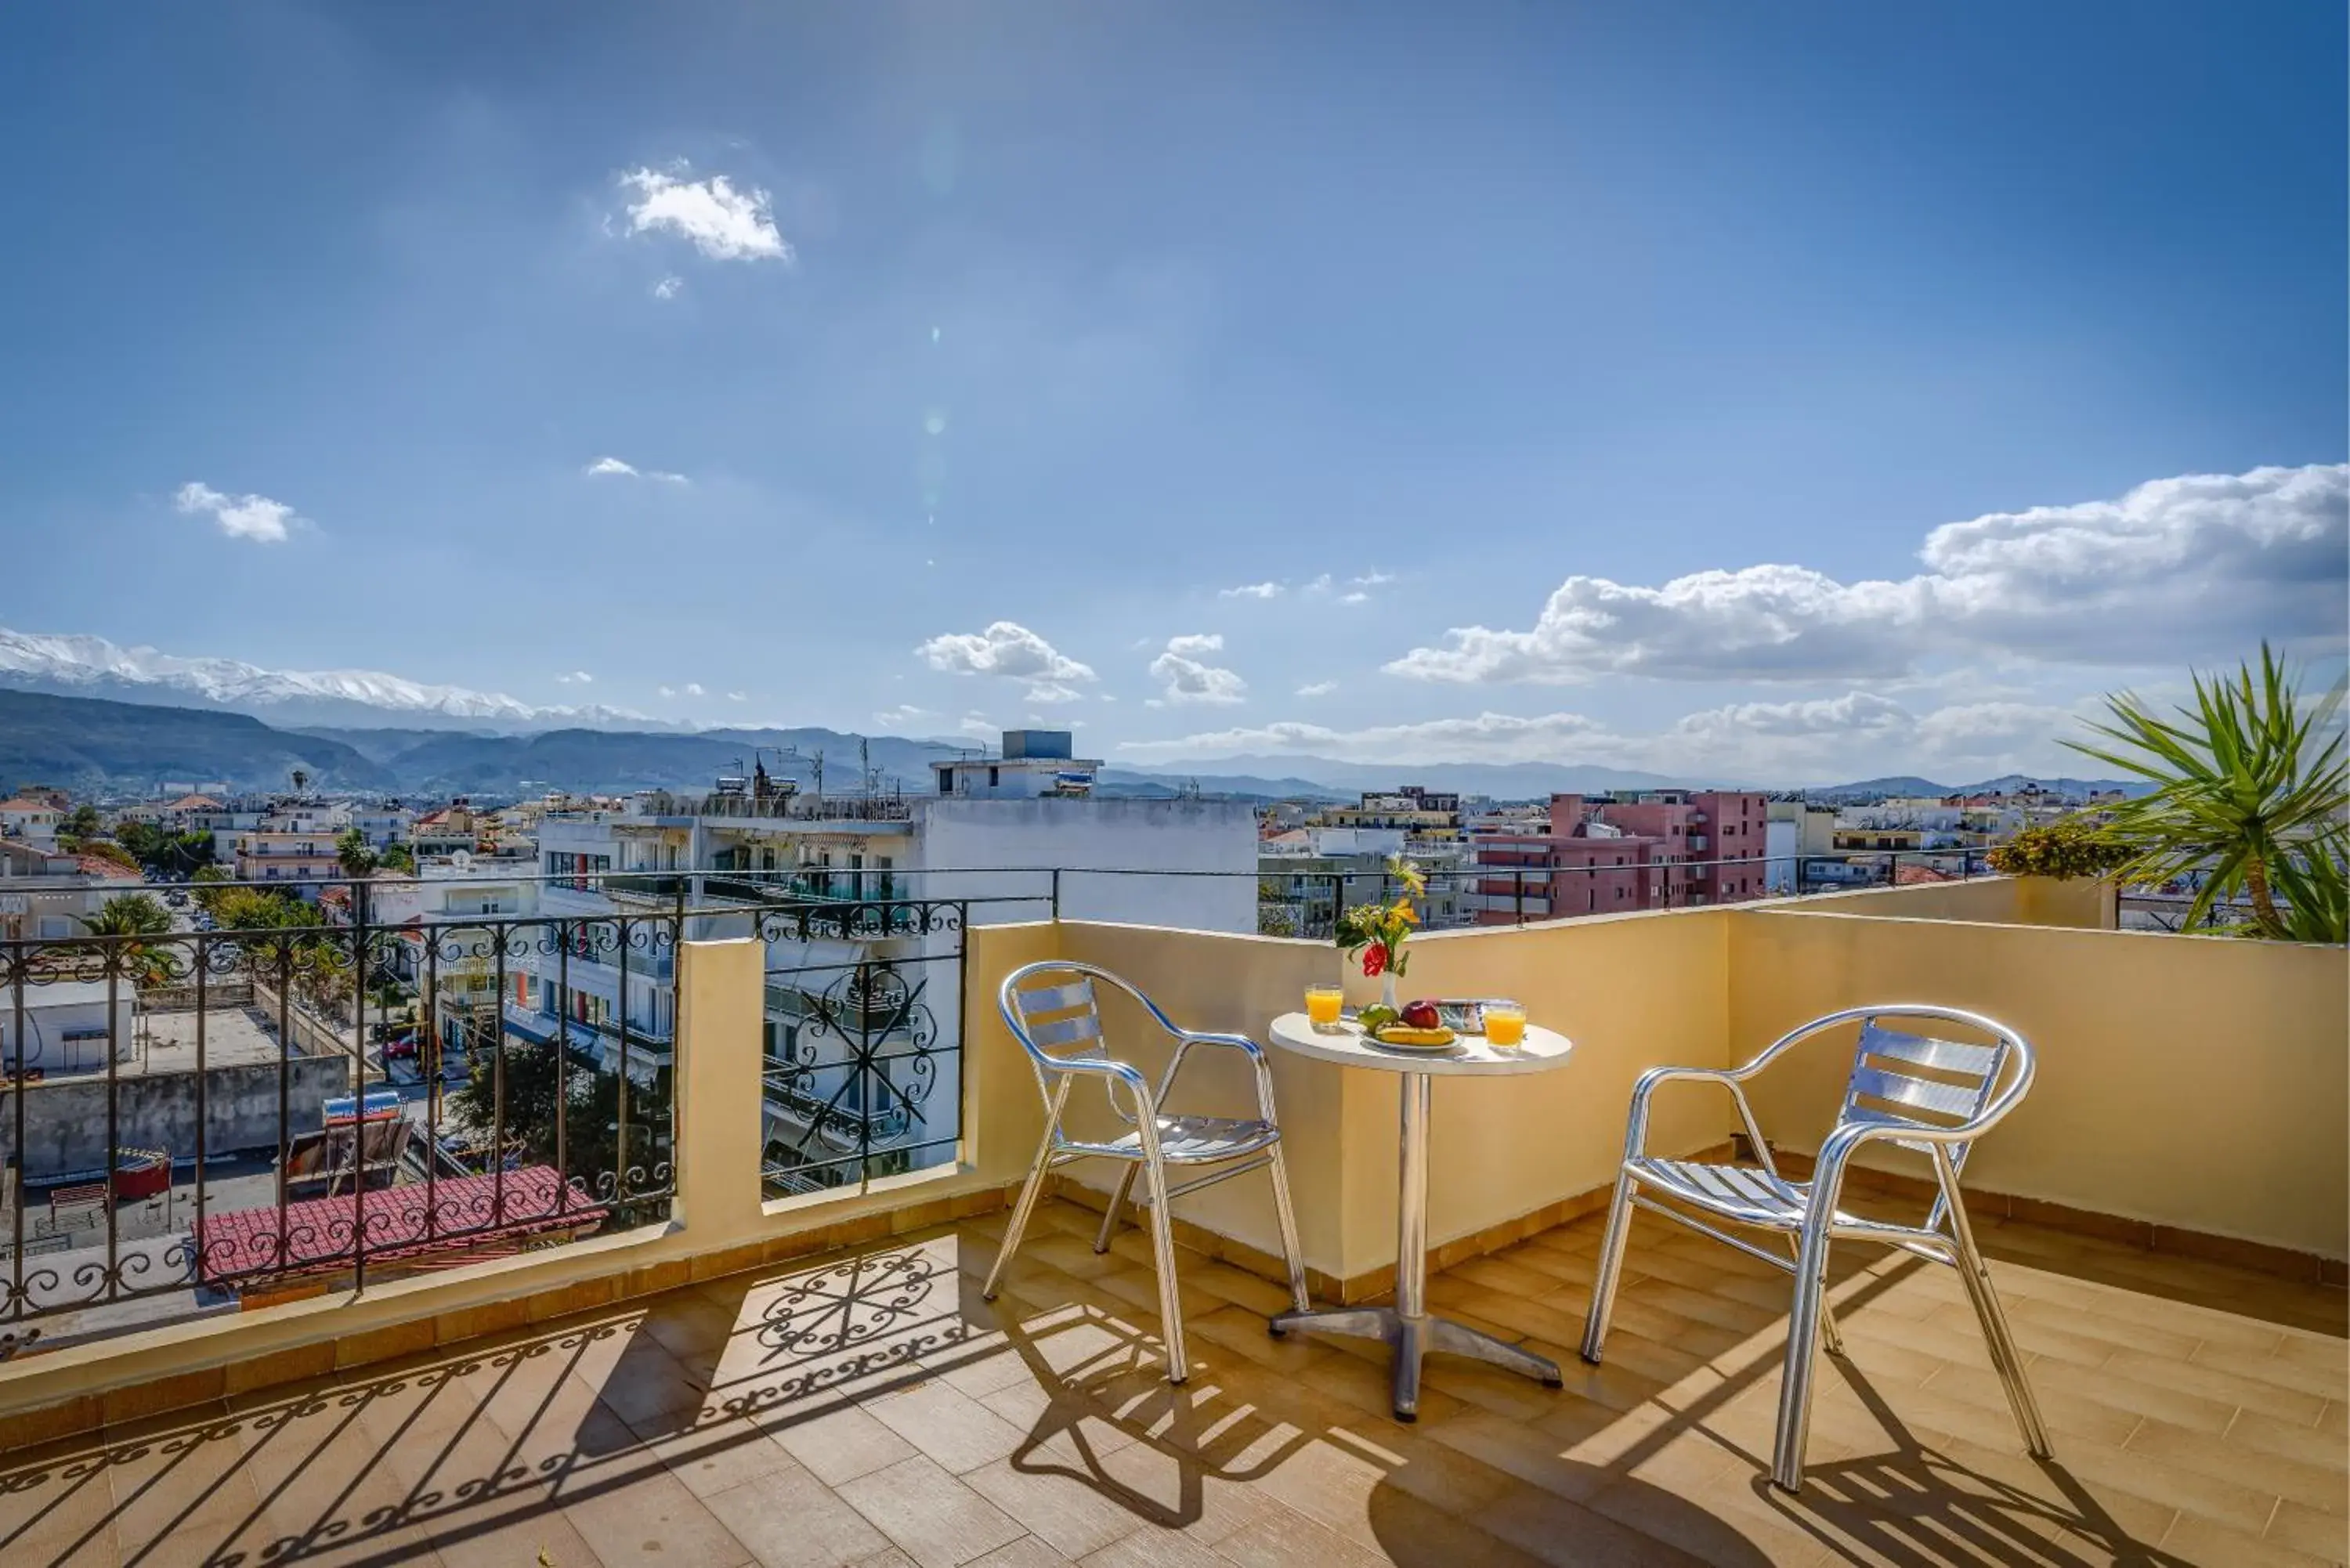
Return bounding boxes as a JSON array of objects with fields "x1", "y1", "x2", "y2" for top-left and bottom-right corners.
[
  {"x1": 1305, "y1": 984, "x2": 1344, "y2": 1031},
  {"x1": 1484, "y1": 1003, "x2": 1528, "y2": 1047}
]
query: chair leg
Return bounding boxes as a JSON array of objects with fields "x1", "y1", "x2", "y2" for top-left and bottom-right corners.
[
  {"x1": 1579, "y1": 1170, "x2": 1638, "y2": 1364},
  {"x1": 1771, "y1": 1226, "x2": 1835, "y2": 1492},
  {"x1": 1265, "y1": 1143, "x2": 1311, "y2": 1316},
  {"x1": 982, "y1": 1128, "x2": 1056, "y2": 1302},
  {"x1": 1785, "y1": 1237, "x2": 1846, "y2": 1357},
  {"x1": 1141, "y1": 1153, "x2": 1188, "y2": 1383},
  {"x1": 1936, "y1": 1157, "x2": 2051, "y2": 1458},
  {"x1": 1094, "y1": 1165, "x2": 1140, "y2": 1255}
]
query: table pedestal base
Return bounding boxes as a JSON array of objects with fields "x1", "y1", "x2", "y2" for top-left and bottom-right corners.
[{"x1": 1269, "y1": 1305, "x2": 1562, "y2": 1420}]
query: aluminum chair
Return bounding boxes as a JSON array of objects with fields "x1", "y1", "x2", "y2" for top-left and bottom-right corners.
[
  {"x1": 1579, "y1": 1005, "x2": 2050, "y2": 1493},
  {"x1": 982, "y1": 961, "x2": 1311, "y2": 1383}
]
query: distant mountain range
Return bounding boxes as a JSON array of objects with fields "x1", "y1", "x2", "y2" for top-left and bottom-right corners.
[
  {"x1": 0, "y1": 685, "x2": 2148, "y2": 804},
  {"x1": 0, "y1": 627, "x2": 2146, "y2": 802},
  {"x1": 0, "y1": 689, "x2": 396, "y2": 794},
  {"x1": 0, "y1": 624, "x2": 669, "y2": 732}
]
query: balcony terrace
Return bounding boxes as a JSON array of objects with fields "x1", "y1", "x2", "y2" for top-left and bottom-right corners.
[{"x1": 0, "y1": 874, "x2": 2341, "y2": 1566}]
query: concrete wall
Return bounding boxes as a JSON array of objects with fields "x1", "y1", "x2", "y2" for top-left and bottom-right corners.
[
  {"x1": 1728, "y1": 909, "x2": 2347, "y2": 1259},
  {"x1": 915, "y1": 797, "x2": 1257, "y2": 934},
  {"x1": 0, "y1": 1056, "x2": 351, "y2": 1176}
]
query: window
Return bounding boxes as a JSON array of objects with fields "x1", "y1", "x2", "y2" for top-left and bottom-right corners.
[{"x1": 988, "y1": 766, "x2": 1000, "y2": 788}]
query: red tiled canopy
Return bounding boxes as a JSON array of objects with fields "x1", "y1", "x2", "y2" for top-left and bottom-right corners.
[{"x1": 193, "y1": 1166, "x2": 606, "y2": 1283}]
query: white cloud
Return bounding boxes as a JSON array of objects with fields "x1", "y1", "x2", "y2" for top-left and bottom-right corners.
[
  {"x1": 1303, "y1": 573, "x2": 1336, "y2": 595},
  {"x1": 874, "y1": 703, "x2": 934, "y2": 727},
  {"x1": 583, "y1": 455, "x2": 689, "y2": 484},
  {"x1": 1340, "y1": 591, "x2": 1370, "y2": 605},
  {"x1": 1296, "y1": 681, "x2": 1339, "y2": 698},
  {"x1": 1148, "y1": 634, "x2": 1247, "y2": 705},
  {"x1": 652, "y1": 275, "x2": 683, "y2": 301},
  {"x1": 917, "y1": 621, "x2": 1100, "y2": 705},
  {"x1": 556, "y1": 670, "x2": 594, "y2": 685},
  {"x1": 958, "y1": 714, "x2": 998, "y2": 739},
  {"x1": 726, "y1": 691, "x2": 748, "y2": 702},
  {"x1": 683, "y1": 681, "x2": 705, "y2": 696},
  {"x1": 1350, "y1": 570, "x2": 1397, "y2": 588},
  {"x1": 656, "y1": 681, "x2": 707, "y2": 699},
  {"x1": 1220, "y1": 581, "x2": 1283, "y2": 600},
  {"x1": 1121, "y1": 712, "x2": 1610, "y2": 764},
  {"x1": 1118, "y1": 686, "x2": 2096, "y2": 782},
  {"x1": 173, "y1": 482, "x2": 299, "y2": 544},
  {"x1": 617, "y1": 166, "x2": 791, "y2": 262},
  {"x1": 1388, "y1": 464, "x2": 2349, "y2": 685}
]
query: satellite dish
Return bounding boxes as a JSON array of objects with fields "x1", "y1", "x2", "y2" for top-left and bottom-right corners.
[{"x1": 450, "y1": 849, "x2": 474, "y2": 873}]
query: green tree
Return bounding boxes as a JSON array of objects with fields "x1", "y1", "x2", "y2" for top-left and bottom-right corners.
[
  {"x1": 79, "y1": 891, "x2": 171, "y2": 938},
  {"x1": 453, "y1": 1041, "x2": 670, "y2": 1218},
  {"x1": 1985, "y1": 818, "x2": 2135, "y2": 880},
  {"x1": 378, "y1": 841, "x2": 416, "y2": 873},
  {"x1": 2068, "y1": 645, "x2": 2348, "y2": 940},
  {"x1": 189, "y1": 864, "x2": 233, "y2": 915},
  {"x1": 62, "y1": 804, "x2": 102, "y2": 840},
  {"x1": 114, "y1": 821, "x2": 215, "y2": 875},
  {"x1": 76, "y1": 892, "x2": 175, "y2": 984},
  {"x1": 335, "y1": 827, "x2": 379, "y2": 879}
]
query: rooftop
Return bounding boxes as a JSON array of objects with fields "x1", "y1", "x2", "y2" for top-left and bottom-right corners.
[
  {"x1": 2, "y1": 1192, "x2": 2338, "y2": 1567},
  {"x1": 0, "y1": 873, "x2": 2338, "y2": 1568}
]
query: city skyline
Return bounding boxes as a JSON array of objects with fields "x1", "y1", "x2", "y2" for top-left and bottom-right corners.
[{"x1": 1, "y1": 4, "x2": 2343, "y2": 782}]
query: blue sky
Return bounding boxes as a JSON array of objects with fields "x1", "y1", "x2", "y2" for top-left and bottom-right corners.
[{"x1": 0, "y1": 3, "x2": 2342, "y2": 781}]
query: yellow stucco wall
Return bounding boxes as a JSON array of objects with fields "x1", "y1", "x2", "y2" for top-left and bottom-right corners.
[
  {"x1": 1727, "y1": 909, "x2": 2348, "y2": 1259},
  {"x1": 1057, "y1": 911, "x2": 1737, "y2": 1282},
  {"x1": 1784, "y1": 875, "x2": 2113, "y2": 930}
]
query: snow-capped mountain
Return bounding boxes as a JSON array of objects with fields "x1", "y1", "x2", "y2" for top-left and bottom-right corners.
[{"x1": 0, "y1": 625, "x2": 668, "y2": 732}]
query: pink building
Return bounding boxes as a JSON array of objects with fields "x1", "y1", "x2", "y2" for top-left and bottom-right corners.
[{"x1": 1469, "y1": 789, "x2": 1770, "y2": 923}]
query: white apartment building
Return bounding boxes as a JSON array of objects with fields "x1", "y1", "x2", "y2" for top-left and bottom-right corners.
[
  {"x1": 349, "y1": 803, "x2": 415, "y2": 849},
  {"x1": 1838, "y1": 797, "x2": 1967, "y2": 833},
  {"x1": 234, "y1": 831, "x2": 343, "y2": 889},
  {"x1": 504, "y1": 732, "x2": 1256, "y2": 1194},
  {"x1": 0, "y1": 840, "x2": 126, "y2": 940},
  {"x1": 0, "y1": 797, "x2": 63, "y2": 845}
]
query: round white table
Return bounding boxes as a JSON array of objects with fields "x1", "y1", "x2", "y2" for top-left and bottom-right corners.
[{"x1": 1264, "y1": 1010, "x2": 1574, "y2": 1420}]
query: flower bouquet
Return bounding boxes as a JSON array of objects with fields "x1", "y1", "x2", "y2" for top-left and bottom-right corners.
[{"x1": 1336, "y1": 855, "x2": 1426, "y2": 1021}]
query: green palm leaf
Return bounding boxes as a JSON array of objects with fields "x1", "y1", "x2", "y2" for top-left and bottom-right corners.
[{"x1": 2067, "y1": 643, "x2": 2348, "y2": 940}]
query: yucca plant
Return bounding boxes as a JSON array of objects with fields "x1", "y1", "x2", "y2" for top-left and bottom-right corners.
[{"x1": 2067, "y1": 644, "x2": 2347, "y2": 941}]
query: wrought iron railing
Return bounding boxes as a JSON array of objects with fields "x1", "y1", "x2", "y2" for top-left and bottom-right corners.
[
  {"x1": 0, "y1": 900, "x2": 691, "y2": 1353},
  {"x1": 750, "y1": 897, "x2": 967, "y2": 1200}
]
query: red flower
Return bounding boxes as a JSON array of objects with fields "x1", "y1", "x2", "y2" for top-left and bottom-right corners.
[{"x1": 1361, "y1": 942, "x2": 1388, "y2": 977}]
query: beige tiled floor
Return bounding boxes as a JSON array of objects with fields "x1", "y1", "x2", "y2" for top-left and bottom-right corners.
[{"x1": 2, "y1": 1195, "x2": 2343, "y2": 1567}]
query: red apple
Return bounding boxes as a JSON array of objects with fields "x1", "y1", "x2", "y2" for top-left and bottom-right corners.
[{"x1": 1401, "y1": 999, "x2": 1441, "y2": 1031}]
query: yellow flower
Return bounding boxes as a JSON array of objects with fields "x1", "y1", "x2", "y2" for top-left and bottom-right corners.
[{"x1": 1396, "y1": 899, "x2": 1419, "y2": 926}]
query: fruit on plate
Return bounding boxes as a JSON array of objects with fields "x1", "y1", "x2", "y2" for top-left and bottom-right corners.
[
  {"x1": 1357, "y1": 1004, "x2": 1399, "y2": 1032},
  {"x1": 1372, "y1": 1023, "x2": 1456, "y2": 1047},
  {"x1": 1401, "y1": 998, "x2": 1442, "y2": 1030}
]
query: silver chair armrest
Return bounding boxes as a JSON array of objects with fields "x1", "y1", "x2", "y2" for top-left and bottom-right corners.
[
  {"x1": 1043, "y1": 1052, "x2": 1155, "y2": 1104},
  {"x1": 1159, "y1": 1031, "x2": 1277, "y2": 1120},
  {"x1": 1622, "y1": 1065, "x2": 1780, "y2": 1184}
]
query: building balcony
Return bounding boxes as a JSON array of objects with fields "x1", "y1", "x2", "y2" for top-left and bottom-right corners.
[{"x1": 0, "y1": 875, "x2": 2340, "y2": 1567}]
